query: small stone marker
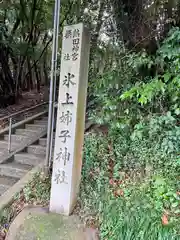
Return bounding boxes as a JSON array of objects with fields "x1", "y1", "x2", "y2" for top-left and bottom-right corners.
[{"x1": 50, "y1": 23, "x2": 90, "y2": 215}]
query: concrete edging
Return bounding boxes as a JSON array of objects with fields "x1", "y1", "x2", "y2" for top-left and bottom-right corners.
[{"x1": 0, "y1": 163, "x2": 44, "y2": 212}]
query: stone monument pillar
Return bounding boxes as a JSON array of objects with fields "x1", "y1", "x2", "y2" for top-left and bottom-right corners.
[{"x1": 50, "y1": 23, "x2": 90, "y2": 215}]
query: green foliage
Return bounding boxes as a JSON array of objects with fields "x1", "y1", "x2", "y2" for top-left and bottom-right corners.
[
  {"x1": 79, "y1": 133, "x2": 110, "y2": 217},
  {"x1": 100, "y1": 195, "x2": 179, "y2": 240},
  {"x1": 131, "y1": 112, "x2": 180, "y2": 155},
  {"x1": 121, "y1": 78, "x2": 166, "y2": 105},
  {"x1": 0, "y1": 208, "x2": 13, "y2": 227},
  {"x1": 121, "y1": 28, "x2": 180, "y2": 114},
  {"x1": 80, "y1": 133, "x2": 180, "y2": 239},
  {"x1": 90, "y1": 27, "x2": 180, "y2": 131},
  {"x1": 23, "y1": 172, "x2": 51, "y2": 204},
  {"x1": 150, "y1": 176, "x2": 180, "y2": 213},
  {"x1": 82, "y1": 32, "x2": 180, "y2": 233}
]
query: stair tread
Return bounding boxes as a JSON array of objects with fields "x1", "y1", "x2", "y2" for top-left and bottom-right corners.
[
  {"x1": 0, "y1": 141, "x2": 19, "y2": 151},
  {"x1": 0, "y1": 175, "x2": 18, "y2": 186},
  {"x1": 15, "y1": 129, "x2": 38, "y2": 136},
  {"x1": 0, "y1": 162, "x2": 32, "y2": 171},
  {"x1": 39, "y1": 137, "x2": 55, "y2": 140},
  {"x1": 4, "y1": 134, "x2": 28, "y2": 136},
  {"x1": 28, "y1": 144, "x2": 46, "y2": 149},
  {"x1": 15, "y1": 152, "x2": 43, "y2": 159},
  {"x1": 14, "y1": 153, "x2": 43, "y2": 166},
  {"x1": 39, "y1": 138, "x2": 55, "y2": 143},
  {"x1": 16, "y1": 129, "x2": 37, "y2": 133},
  {"x1": 4, "y1": 134, "x2": 29, "y2": 137},
  {"x1": 26, "y1": 124, "x2": 46, "y2": 127},
  {"x1": 0, "y1": 140, "x2": 19, "y2": 146},
  {"x1": 25, "y1": 124, "x2": 47, "y2": 131},
  {"x1": 35, "y1": 120, "x2": 48, "y2": 123},
  {"x1": 39, "y1": 138, "x2": 46, "y2": 142}
]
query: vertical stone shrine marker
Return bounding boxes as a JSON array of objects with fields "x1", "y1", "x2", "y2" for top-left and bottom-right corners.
[{"x1": 50, "y1": 23, "x2": 90, "y2": 215}]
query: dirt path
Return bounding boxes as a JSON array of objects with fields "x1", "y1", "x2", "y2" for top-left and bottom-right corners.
[
  {"x1": 0, "y1": 87, "x2": 49, "y2": 130},
  {"x1": 0, "y1": 87, "x2": 49, "y2": 119}
]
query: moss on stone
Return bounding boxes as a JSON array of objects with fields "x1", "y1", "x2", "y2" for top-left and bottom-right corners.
[{"x1": 6, "y1": 207, "x2": 85, "y2": 240}]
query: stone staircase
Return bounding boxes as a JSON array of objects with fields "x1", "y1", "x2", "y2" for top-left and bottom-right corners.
[{"x1": 0, "y1": 115, "x2": 55, "y2": 196}]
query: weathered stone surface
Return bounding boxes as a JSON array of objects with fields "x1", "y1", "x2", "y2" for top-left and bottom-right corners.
[
  {"x1": 6, "y1": 206, "x2": 99, "y2": 240},
  {"x1": 50, "y1": 23, "x2": 90, "y2": 216},
  {"x1": 14, "y1": 153, "x2": 43, "y2": 166},
  {"x1": 0, "y1": 162, "x2": 31, "y2": 179}
]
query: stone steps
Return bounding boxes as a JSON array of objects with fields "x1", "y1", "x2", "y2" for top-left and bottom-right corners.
[
  {"x1": 39, "y1": 138, "x2": 55, "y2": 147},
  {"x1": 4, "y1": 134, "x2": 29, "y2": 142},
  {"x1": 34, "y1": 120, "x2": 48, "y2": 125},
  {"x1": 0, "y1": 113, "x2": 56, "y2": 197},
  {"x1": 27, "y1": 145, "x2": 46, "y2": 155},
  {"x1": 42, "y1": 116, "x2": 48, "y2": 121},
  {"x1": 15, "y1": 129, "x2": 37, "y2": 136},
  {"x1": 0, "y1": 175, "x2": 19, "y2": 195},
  {"x1": 0, "y1": 140, "x2": 19, "y2": 149},
  {"x1": 39, "y1": 138, "x2": 47, "y2": 147},
  {"x1": 14, "y1": 153, "x2": 43, "y2": 166},
  {"x1": 0, "y1": 162, "x2": 32, "y2": 179},
  {"x1": 25, "y1": 124, "x2": 47, "y2": 131}
]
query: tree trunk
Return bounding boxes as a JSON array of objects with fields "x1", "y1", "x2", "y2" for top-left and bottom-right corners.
[
  {"x1": 90, "y1": 0, "x2": 106, "y2": 67},
  {"x1": 34, "y1": 61, "x2": 40, "y2": 92},
  {"x1": 27, "y1": 58, "x2": 33, "y2": 90}
]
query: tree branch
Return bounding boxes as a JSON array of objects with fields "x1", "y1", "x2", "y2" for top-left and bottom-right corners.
[{"x1": 24, "y1": 0, "x2": 74, "y2": 80}]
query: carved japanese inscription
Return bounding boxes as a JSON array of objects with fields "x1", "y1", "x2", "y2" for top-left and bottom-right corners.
[{"x1": 50, "y1": 23, "x2": 90, "y2": 216}]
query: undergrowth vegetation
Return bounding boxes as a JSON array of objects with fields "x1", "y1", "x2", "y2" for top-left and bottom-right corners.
[
  {"x1": 79, "y1": 27, "x2": 180, "y2": 239},
  {"x1": 80, "y1": 132, "x2": 179, "y2": 239}
]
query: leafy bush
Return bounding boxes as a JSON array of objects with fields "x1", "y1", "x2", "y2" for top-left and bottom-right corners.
[
  {"x1": 90, "y1": 28, "x2": 180, "y2": 131},
  {"x1": 80, "y1": 131, "x2": 180, "y2": 239},
  {"x1": 79, "y1": 133, "x2": 110, "y2": 220},
  {"x1": 23, "y1": 172, "x2": 51, "y2": 204}
]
